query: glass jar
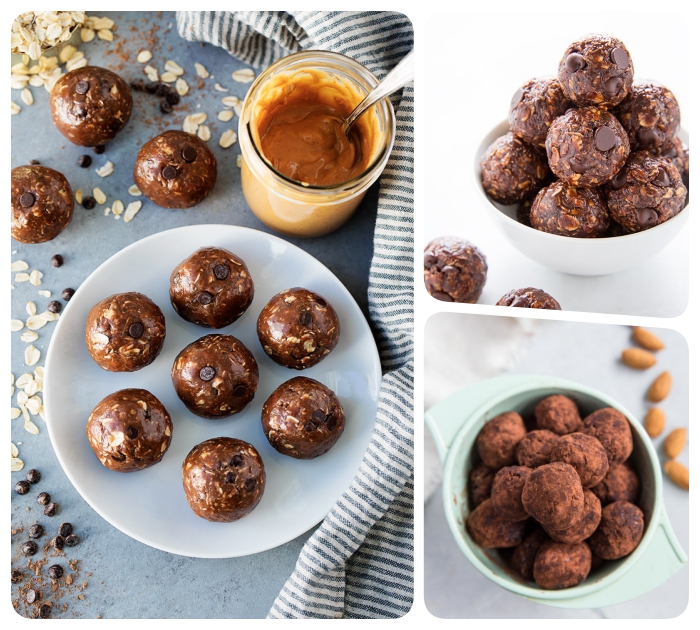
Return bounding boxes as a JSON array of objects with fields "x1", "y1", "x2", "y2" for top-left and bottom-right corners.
[{"x1": 238, "y1": 50, "x2": 396, "y2": 238}]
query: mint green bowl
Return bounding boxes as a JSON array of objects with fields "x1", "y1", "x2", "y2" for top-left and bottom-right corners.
[{"x1": 425, "y1": 375, "x2": 687, "y2": 608}]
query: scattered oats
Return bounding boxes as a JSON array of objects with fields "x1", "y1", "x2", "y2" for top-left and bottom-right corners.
[
  {"x1": 24, "y1": 418, "x2": 39, "y2": 435},
  {"x1": 124, "y1": 201, "x2": 142, "y2": 223},
  {"x1": 197, "y1": 124, "x2": 211, "y2": 141},
  {"x1": 190, "y1": 112, "x2": 208, "y2": 125},
  {"x1": 17, "y1": 391, "x2": 28, "y2": 405},
  {"x1": 29, "y1": 75, "x2": 45, "y2": 87},
  {"x1": 81, "y1": 27, "x2": 95, "y2": 43},
  {"x1": 214, "y1": 82, "x2": 228, "y2": 92},
  {"x1": 97, "y1": 28, "x2": 114, "y2": 42},
  {"x1": 11, "y1": 320, "x2": 24, "y2": 332},
  {"x1": 24, "y1": 379, "x2": 39, "y2": 397},
  {"x1": 26, "y1": 396, "x2": 42, "y2": 415},
  {"x1": 114, "y1": 214, "x2": 121, "y2": 220},
  {"x1": 39, "y1": 310, "x2": 59, "y2": 322},
  {"x1": 21, "y1": 331, "x2": 39, "y2": 343},
  {"x1": 128, "y1": 184, "x2": 142, "y2": 196},
  {"x1": 29, "y1": 270, "x2": 43, "y2": 286},
  {"x1": 12, "y1": 62, "x2": 29, "y2": 75},
  {"x1": 59, "y1": 44, "x2": 77, "y2": 63},
  {"x1": 218, "y1": 109, "x2": 234, "y2": 122},
  {"x1": 11, "y1": 442, "x2": 19, "y2": 458},
  {"x1": 26, "y1": 301, "x2": 37, "y2": 316},
  {"x1": 11, "y1": 261, "x2": 29, "y2": 272},
  {"x1": 194, "y1": 62, "x2": 209, "y2": 79},
  {"x1": 90, "y1": 16, "x2": 115, "y2": 30},
  {"x1": 160, "y1": 71, "x2": 177, "y2": 83},
  {"x1": 26, "y1": 315, "x2": 47, "y2": 330},
  {"x1": 11, "y1": 408, "x2": 22, "y2": 420},
  {"x1": 11, "y1": 458, "x2": 24, "y2": 472},
  {"x1": 34, "y1": 367, "x2": 44, "y2": 381},
  {"x1": 144, "y1": 65, "x2": 159, "y2": 82},
  {"x1": 11, "y1": 101, "x2": 22, "y2": 115},
  {"x1": 164, "y1": 60, "x2": 184, "y2": 76},
  {"x1": 11, "y1": 76, "x2": 29, "y2": 90},
  {"x1": 21, "y1": 88, "x2": 33, "y2": 106},
  {"x1": 104, "y1": 206, "x2": 111, "y2": 216},
  {"x1": 232, "y1": 68, "x2": 255, "y2": 83},
  {"x1": 25, "y1": 345, "x2": 40, "y2": 366},
  {"x1": 233, "y1": 101, "x2": 242, "y2": 117},
  {"x1": 14, "y1": 273, "x2": 30, "y2": 283},
  {"x1": 38, "y1": 290, "x2": 51, "y2": 298},
  {"x1": 183, "y1": 116, "x2": 199, "y2": 135},
  {"x1": 175, "y1": 77, "x2": 189, "y2": 96},
  {"x1": 112, "y1": 199, "x2": 124, "y2": 216},
  {"x1": 236, "y1": 154, "x2": 242, "y2": 168},
  {"x1": 136, "y1": 50, "x2": 152, "y2": 63},
  {"x1": 66, "y1": 55, "x2": 88, "y2": 72},
  {"x1": 93, "y1": 187, "x2": 107, "y2": 205},
  {"x1": 16, "y1": 374, "x2": 32, "y2": 389},
  {"x1": 95, "y1": 161, "x2": 114, "y2": 177},
  {"x1": 221, "y1": 95, "x2": 240, "y2": 108},
  {"x1": 75, "y1": 189, "x2": 83, "y2": 204},
  {"x1": 219, "y1": 129, "x2": 238, "y2": 148},
  {"x1": 67, "y1": 50, "x2": 85, "y2": 64}
]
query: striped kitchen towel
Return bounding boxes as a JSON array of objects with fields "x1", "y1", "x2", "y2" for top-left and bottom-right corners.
[{"x1": 177, "y1": 11, "x2": 414, "y2": 619}]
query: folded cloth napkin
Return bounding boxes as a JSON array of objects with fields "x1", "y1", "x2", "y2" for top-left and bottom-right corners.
[{"x1": 177, "y1": 11, "x2": 414, "y2": 619}]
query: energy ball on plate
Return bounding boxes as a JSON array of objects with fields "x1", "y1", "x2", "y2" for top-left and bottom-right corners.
[
  {"x1": 550, "y1": 432, "x2": 609, "y2": 488},
  {"x1": 171, "y1": 334, "x2": 258, "y2": 418},
  {"x1": 509, "y1": 77, "x2": 571, "y2": 147},
  {"x1": 534, "y1": 395, "x2": 582, "y2": 435},
  {"x1": 423, "y1": 236, "x2": 487, "y2": 303},
  {"x1": 542, "y1": 490, "x2": 602, "y2": 545},
  {"x1": 469, "y1": 462, "x2": 496, "y2": 508},
  {"x1": 476, "y1": 411, "x2": 527, "y2": 469},
  {"x1": 86, "y1": 389, "x2": 172, "y2": 472},
  {"x1": 466, "y1": 498, "x2": 526, "y2": 548},
  {"x1": 591, "y1": 462, "x2": 640, "y2": 505},
  {"x1": 85, "y1": 292, "x2": 166, "y2": 372},
  {"x1": 133, "y1": 130, "x2": 217, "y2": 209},
  {"x1": 522, "y1": 462, "x2": 585, "y2": 530},
  {"x1": 261, "y1": 377, "x2": 345, "y2": 459},
  {"x1": 182, "y1": 437, "x2": 265, "y2": 523},
  {"x1": 257, "y1": 288, "x2": 340, "y2": 370},
  {"x1": 511, "y1": 528, "x2": 551, "y2": 581},
  {"x1": 491, "y1": 466, "x2": 532, "y2": 522},
  {"x1": 588, "y1": 500, "x2": 644, "y2": 560},
  {"x1": 581, "y1": 407, "x2": 633, "y2": 467},
  {"x1": 546, "y1": 106, "x2": 630, "y2": 187},
  {"x1": 557, "y1": 34, "x2": 634, "y2": 108},
  {"x1": 50, "y1": 66, "x2": 132, "y2": 147},
  {"x1": 516, "y1": 430, "x2": 560, "y2": 468},
  {"x1": 169, "y1": 247, "x2": 254, "y2": 328},
  {"x1": 533, "y1": 541, "x2": 592, "y2": 590},
  {"x1": 480, "y1": 132, "x2": 551, "y2": 205},
  {"x1": 496, "y1": 287, "x2": 562, "y2": 310}
]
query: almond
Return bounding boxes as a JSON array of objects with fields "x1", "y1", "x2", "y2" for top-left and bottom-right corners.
[
  {"x1": 632, "y1": 327, "x2": 665, "y2": 351},
  {"x1": 621, "y1": 348, "x2": 656, "y2": 369},
  {"x1": 664, "y1": 427, "x2": 687, "y2": 459},
  {"x1": 644, "y1": 407, "x2": 665, "y2": 438},
  {"x1": 664, "y1": 460, "x2": 689, "y2": 490},
  {"x1": 647, "y1": 371, "x2": 672, "y2": 402}
]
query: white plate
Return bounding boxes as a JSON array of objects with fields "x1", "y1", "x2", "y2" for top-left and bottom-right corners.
[{"x1": 44, "y1": 224, "x2": 381, "y2": 558}]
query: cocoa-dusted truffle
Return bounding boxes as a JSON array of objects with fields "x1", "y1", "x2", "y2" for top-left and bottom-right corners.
[
  {"x1": 476, "y1": 411, "x2": 527, "y2": 469},
  {"x1": 588, "y1": 500, "x2": 644, "y2": 560},
  {"x1": 522, "y1": 462, "x2": 584, "y2": 530},
  {"x1": 534, "y1": 395, "x2": 582, "y2": 435},
  {"x1": 491, "y1": 466, "x2": 532, "y2": 522},
  {"x1": 591, "y1": 462, "x2": 640, "y2": 505},
  {"x1": 469, "y1": 462, "x2": 496, "y2": 509},
  {"x1": 466, "y1": 498, "x2": 526, "y2": 548},
  {"x1": 581, "y1": 407, "x2": 633, "y2": 467},
  {"x1": 550, "y1": 432, "x2": 609, "y2": 488},
  {"x1": 516, "y1": 430, "x2": 560, "y2": 468},
  {"x1": 511, "y1": 528, "x2": 550, "y2": 581},
  {"x1": 509, "y1": 77, "x2": 571, "y2": 147},
  {"x1": 496, "y1": 287, "x2": 562, "y2": 310},
  {"x1": 423, "y1": 236, "x2": 487, "y2": 304},
  {"x1": 533, "y1": 541, "x2": 592, "y2": 590},
  {"x1": 542, "y1": 490, "x2": 602, "y2": 545}
]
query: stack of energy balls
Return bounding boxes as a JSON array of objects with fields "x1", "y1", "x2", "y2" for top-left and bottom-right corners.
[{"x1": 481, "y1": 34, "x2": 688, "y2": 237}]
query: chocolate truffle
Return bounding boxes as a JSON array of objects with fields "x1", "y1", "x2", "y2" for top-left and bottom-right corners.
[
  {"x1": 476, "y1": 411, "x2": 527, "y2": 470},
  {"x1": 546, "y1": 107, "x2": 630, "y2": 187},
  {"x1": 550, "y1": 432, "x2": 609, "y2": 488},
  {"x1": 261, "y1": 377, "x2": 345, "y2": 459},
  {"x1": 491, "y1": 466, "x2": 532, "y2": 522},
  {"x1": 257, "y1": 288, "x2": 340, "y2": 370},
  {"x1": 530, "y1": 181, "x2": 610, "y2": 237},
  {"x1": 133, "y1": 130, "x2": 217, "y2": 209},
  {"x1": 517, "y1": 430, "x2": 560, "y2": 468},
  {"x1": 589, "y1": 500, "x2": 644, "y2": 560},
  {"x1": 85, "y1": 292, "x2": 166, "y2": 372},
  {"x1": 466, "y1": 498, "x2": 526, "y2": 548},
  {"x1": 480, "y1": 132, "x2": 551, "y2": 204},
  {"x1": 169, "y1": 247, "x2": 254, "y2": 328},
  {"x1": 509, "y1": 77, "x2": 572, "y2": 147},
  {"x1": 581, "y1": 407, "x2": 633, "y2": 467},
  {"x1": 496, "y1": 287, "x2": 562, "y2": 310},
  {"x1": 171, "y1": 334, "x2": 258, "y2": 418},
  {"x1": 86, "y1": 389, "x2": 172, "y2": 472},
  {"x1": 511, "y1": 528, "x2": 550, "y2": 581},
  {"x1": 591, "y1": 462, "x2": 640, "y2": 505},
  {"x1": 469, "y1": 462, "x2": 496, "y2": 508},
  {"x1": 423, "y1": 236, "x2": 487, "y2": 303},
  {"x1": 542, "y1": 490, "x2": 602, "y2": 544},
  {"x1": 11, "y1": 165, "x2": 74, "y2": 244},
  {"x1": 522, "y1": 462, "x2": 584, "y2": 530},
  {"x1": 557, "y1": 35, "x2": 634, "y2": 108},
  {"x1": 50, "y1": 66, "x2": 132, "y2": 146},
  {"x1": 534, "y1": 395, "x2": 582, "y2": 435},
  {"x1": 182, "y1": 437, "x2": 265, "y2": 523},
  {"x1": 533, "y1": 541, "x2": 592, "y2": 590}
]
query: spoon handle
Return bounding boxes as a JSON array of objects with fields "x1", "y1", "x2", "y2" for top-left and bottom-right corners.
[{"x1": 342, "y1": 49, "x2": 414, "y2": 135}]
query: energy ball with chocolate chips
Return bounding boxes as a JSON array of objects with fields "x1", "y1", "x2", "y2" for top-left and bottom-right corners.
[
  {"x1": 533, "y1": 541, "x2": 592, "y2": 590},
  {"x1": 509, "y1": 77, "x2": 571, "y2": 147},
  {"x1": 466, "y1": 498, "x2": 526, "y2": 548},
  {"x1": 480, "y1": 132, "x2": 551, "y2": 205},
  {"x1": 550, "y1": 432, "x2": 609, "y2": 488},
  {"x1": 542, "y1": 490, "x2": 602, "y2": 545},
  {"x1": 172, "y1": 334, "x2": 258, "y2": 418},
  {"x1": 85, "y1": 292, "x2": 166, "y2": 372},
  {"x1": 491, "y1": 466, "x2": 532, "y2": 522},
  {"x1": 133, "y1": 130, "x2": 217, "y2": 209},
  {"x1": 257, "y1": 288, "x2": 340, "y2": 370},
  {"x1": 516, "y1": 430, "x2": 560, "y2": 468},
  {"x1": 170, "y1": 247, "x2": 254, "y2": 328},
  {"x1": 496, "y1": 287, "x2": 562, "y2": 310},
  {"x1": 423, "y1": 236, "x2": 487, "y2": 303},
  {"x1": 589, "y1": 500, "x2": 644, "y2": 560},
  {"x1": 534, "y1": 394, "x2": 582, "y2": 435},
  {"x1": 546, "y1": 107, "x2": 630, "y2": 187},
  {"x1": 261, "y1": 377, "x2": 345, "y2": 459},
  {"x1": 469, "y1": 462, "x2": 496, "y2": 508},
  {"x1": 476, "y1": 411, "x2": 527, "y2": 470},
  {"x1": 11, "y1": 165, "x2": 74, "y2": 244},
  {"x1": 581, "y1": 407, "x2": 633, "y2": 467},
  {"x1": 591, "y1": 462, "x2": 640, "y2": 505},
  {"x1": 86, "y1": 389, "x2": 173, "y2": 472},
  {"x1": 557, "y1": 35, "x2": 634, "y2": 108},
  {"x1": 605, "y1": 151, "x2": 686, "y2": 233},
  {"x1": 512, "y1": 528, "x2": 550, "y2": 581},
  {"x1": 522, "y1": 462, "x2": 584, "y2": 530},
  {"x1": 50, "y1": 66, "x2": 133, "y2": 147}
]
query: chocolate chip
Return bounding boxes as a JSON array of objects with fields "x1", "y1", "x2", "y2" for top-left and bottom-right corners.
[
  {"x1": 595, "y1": 126, "x2": 618, "y2": 151},
  {"x1": 75, "y1": 80, "x2": 89, "y2": 94},
  {"x1": 225, "y1": 472, "x2": 236, "y2": 483},
  {"x1": 44, "y1": 502, "x2": 58, "y2": 516},
  {"x1": 64, "y1": 534, "x2": 79, "y2": 547},
  {"x1": 36, "y1": 491, "x2": 50, "y2": 505},
  {"x1": 51, "y1": 254, "x2": 64, "y2": 268},
  {"x1": 199, "y1": 366, "x2": 215, "y2": 381},
  {"x1": 312, "y1": 409, "x2": 326, "y2": 424},
  {"x1": 155, "y1": 83, "x2": 170, "y2": 97},
  {"x1": 82, "y1": 196, "x2": 96, "y2": 210},
  {"x1": 565, "y1": 53, "x2": 586, "y2": 72},
  {"x1": 244, "y1": 478, "x2": 256, "y2": 491},
  {"x1": 77, "y1": 154, "x2": 92, "y2": 168},
  {"x1": 11, "y1": 569, "x2": 23, "y2": 583},
  {"x1": 423, "y1": 253, "x2": 437, "y2": 267},
  {"x1": 160, "y1": 100, "x2": 173, "y2": 114},
  {"x1": 638, "y1": 128, "x2": 659, "y2": 146},
  {"x1": 230, "y1": 455, "x2": 243, "y2": 467},
  {"x1": 28, "y1": 159, "x2": 40, "y2": 165},
  {"x1": 19, "y1": 192, "x2": 36, "y2": 208},
  {"x1": 510, "y1": 87, "x2": 524, "y2": 111},
  {"x1": 58, "y1": 522, "x2": 73, "y2": 537},
  {"x1": 162, "y1": 165, "x2": 178, "y2": 180},
  {"x1": 604, "y1": 76, "x2": 622, "y2": 95},
  {"x1": 233, "y1": 384, "x2": 247, "y2": 397},
  {"x1": 26, "y1": 468, "x2": 41, "y2": 484},
  {"x1": 653, "y1": 167, "x2": 670, "y2": 187},
  {"x1": 178, "y1": 147, "x2": 198, "y2": 165},
  {"x1": 213, "y1": 264, "x2": 229, "y2": 280},
  {"x1": 197, "y1": 291, "x2": 212, "y2": 305},
  {"x1": 636, "y1": 208, "x2": 658, "y2": 226},
  {"x1": 48, "y1": 300, "x2": 62, "y2": 314},
  {"x1": 431, "y1": 291, "x2": 454, "y2": 302},
  {"x1": 128, "y1": 322, "x2": 144, "y2": 338},
  {"x1": 29, "y1": 524, "x2": 44, "y2": 539},
  {"x1": 39, "y1": 604, "x2": 52, "y2": 618},
  {"x1": 48, "y1": 564, "x2": 63, "y2": 579},
  {"x1": 126, "y1": 425, "x2": 139, "y2": 439},
  {"x1": 611, "y1": 47, "x2": 629, "y2": 68},
  {"x1": 569, "y1": 156, "x2": 590, "y2": 174},
  {"x1": 166, "y1": 91, "x2": 180, "y2": 105},
  {"x1": 26, "y1": 589, "x2": 38, "y2": 604},
  {"x1": 21, "y1": 541, "x2": 38, "y2": 556},
  {"x1": 610, "y1": 170, "x2": 627, "y2": 190},
  {"x1": 15, "y1": 480, "x2": 30, "y2": 495},
  {"x1": 111, "y1": 452, "x2": 126, "y2": 462},
  {"x1": 51, "y1": 536, "x2": 64, "y2": 550},
  {"x1": 130, "y1": 80, "x2": 147, "y2": 92},
  {"x1": 299, "y1": 311, "x2": 312, "y2": 327},
  {"x1": 93, "y1": 144, "x2": 106, "y2": 155},
  {"x1": 662, "y1": 145, "x2": 679, "y2": 158},
  {"x1": 304, "y1": 421, "x2": 315, "y2": 431},
  {"x1": 326, "y1": 414, "x2": 338, "y2": 431},
  {"x1": 62, "y1": 288, "x2": 75, "y2": 301},
  {"x1": 316, "y1": 297, "x2": 327, "y2": 307}
]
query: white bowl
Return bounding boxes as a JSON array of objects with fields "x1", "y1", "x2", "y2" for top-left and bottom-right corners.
[{"x1": 474, "y1": 121, "x2": 689, "y2": 276}]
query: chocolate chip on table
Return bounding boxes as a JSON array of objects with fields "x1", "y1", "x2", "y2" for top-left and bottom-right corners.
[
  {"x1": 162, "y1": 165, "x2": 178, "y2": 180},
  {"x1": 93, "y1": 144, "x2": 106, "y2": 155},
  {"x1": 20, "y1": 192, "x2": 36, "y2": 207},
  {"x1": 43, "y1": 502, "x2": 58, "y2": 517},
  {"x1": 299, "y1": 311, "x2": 312, "y2": 327},
  {"x1": 28, "y1": 524, "x2": 44, "y2": 539},
  {"x1": 48, "y1": 300, "x2": 62, "y2": 314},
  {"x1": 14, "y1": 480, "x2": 30, "y2": 495},
  {"x1": 213, "y1": 264, "x2": 229, "y2": 280},
  {"x1": 47, "y1": 564, "x2": 64, "y2": 580},
  {"x1": 11, "y1": 569, "x2": 23, "y2": 583},
  {"x1": 63, "y1": 534, "x2": 79, "y2": 547},
  {"x1": 82, "y1": 196, "x2": 96, "y2": 210},
  {"x1": 75, "y1": 80, "x2": 89, "y2": 94},
  {"x1": 182, "y1": 146, "x2": 197, "y2": 163},
  {"x1": 39, "y1": 604, "x2": 52, "y2": 618},
  {"x1": 58, "y1": 522, "x2": 73, "y2": 537},
  {"x1": 166, "y1": 91, "x2": 180, "y2": 106},
  {"x1": 62, "y1": 288, "x2": 75, "y2": 301},
  {"x1": 26, "y1": 468, "x2": 41, "y2": 484},
  {"x1": 21, "y1": 540, "x2": 39, "y2": 556},
  {"x1": 26, "y1": 588, "x2": 38, "y2": 604},
  {"x1": 51, "y1": 254, "x2": 64, "y2": 268},
  {"x1": 160, "y1": 100, "x2": 173, "y2": 114},
  {"x1": 199, "y1": 366, "x2": 215, "y2": 381},
  {"x1": 155, "y1": 83, "x2": 170, "y2": 97},
  {"x1": 28, "y1": 159, "x2": 41, "y2": 165},
  {"x1": 128, "y1": 322, "x2": 144, "y2": 338},
  {"x1": 51, "y1": 535, "x2": 64, "y2": 550},
  {"x1": 232, "y1": 384, "x2": 247, "y2": 397},
  {"x1": 36, "y1": 492, "x2": 51, "y2": 505},
  {"x1": 77, "y1": 154, "x2": 92, "y2": 168},
  {"x1": 197, "y1": 291, "x2": 212, "y2": 305}
]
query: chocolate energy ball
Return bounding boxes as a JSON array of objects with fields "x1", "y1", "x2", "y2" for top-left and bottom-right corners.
[
  {"x1": 530, "y1": 181, "x2": 610, "y2": 238},
  {"x1": 522, "y1": 462, "x2": 584, "y2": 530},
  {"x1": 533, "y1": 541, "x2": 592, "y2": 590},
  {"x1": 261, "y1": 377, "x2": 345, "y2": 459},
  {"x1": 50, "y1": 66, "x2": 132, "y2": 147},
  {"x1": 466, "y1": 498, "x2": 526, "y2": 548},
  {"x1": 546, "y1": 107, "x2": 630, "y2": 187},
  {"x1": 605, "y1": 151, "x2": 687, "y2": 233},
  {"x1": 182, "y1": 437, "x2": 265, "y2": 523},
  {"x1": 581, "y1": 407, "x2": 633, "y2": 467},
  {"x1": 656, "y1": 136, "x2": 689, "y2": 181},
  {"x1": 169, "y1": 247, "x2": 254, "y2": 328},
  {"x1": 171, "y1": 334, "x2": 258, "y2": 418},
  {"x1": 469, "y1": 462, "x2": 496, "y2": 508},
  {"x1": 615, "y1": 82, "x2": 681, "y2": 152},
  {"x1": 480, "y1": 132, "x2": 551, "y2": 205},
  {"x1": 491, "y1": 466, "x2": 532, "y2": 522},
  {"x1": 511, "y1": 528, "x2": 550, "y2": 581},
  {"x1": 133, "y1": 130, "x2": 217, "y2": 209},
  {"x1": 85, "y1": 292, "x2": 166, "y2": 372},
  {"x1": 11, "y1": 165, "x2": 74, "y2": 244},
  {"x1": 476, "y1": 411, "x2": 527, "y2": 470},
  {"x1": 257, "y1": 288, "x2": 340, "y2": 370},
  {"x1": 534, "y1": 395, "x2": 582, "y2": 435},
  {"x1": 509, "y1": 77, "x2": 572, "y2": 147},
  {"x1": 516, "y1": 430, "x2": 560, "y2": 468},
  {"x1": 423, "y1": 236, "x2": 487, "y2": 303},
  {"x1": 557, "y1": 35, "x2": 634, "y2": 108},
  {"x1": 591, "y1": 462, "x2": 640, "y2": 505},
  {"x1": 589, "y1": 500, "x2": 644, "y2": 560},
  {"x1": 86, "y1": 389, "x2": 172, "y2": 472},
  {"x1": 543, "y1": 490, "x2": 602, "y2": 545},
  {"x1": 550, "y1": 432, "x2": 609, "y2": 488},
  {"x1": 496, "y1": 287, "x2": 562, "y2": 310}
]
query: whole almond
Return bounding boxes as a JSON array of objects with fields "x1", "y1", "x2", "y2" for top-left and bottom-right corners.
[
  {"x1": 644, "y1": 407, "x2": 665, "y2": 438},
  {"x1": 664, "y1": 460, "x2": 689, "y2": 490},
  {"x1": 664, "y1": 427, "x2": 687, "y2": 459},
  {"x1": 647, "y1": 371, "x2": 672, "y2": 402},
  {"x1": 632, "y1": 327, "x2": 665, "y2": 351},
  {"x1": 621, "y1": 348, "x2": 656, "y2": 369}
]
